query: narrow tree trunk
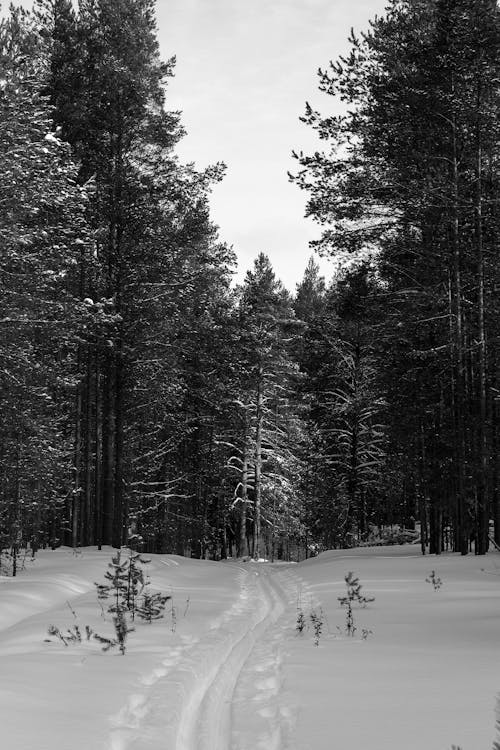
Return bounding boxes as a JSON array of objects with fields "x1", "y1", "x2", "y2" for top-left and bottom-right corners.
[
  {"x1": 475, "y1": 136, "x2": 489, "y2": 555},
  {"x1": 493, "y1": 399, "x2": 500, "y2": 546},
  {"x1": 113, "y1": 336, "x2": 125, "y2": 548},
  {"x1": 418, "y1": 428, "x2": 428, "y2": 555},
  {"x1": 101, "y1": 354, "x2": 114, "y2": 545},
  {"x1": 450, "y1": 107, "x2": 468, "y2": 555},
  {"x1": 239, "y1": 411, "x2": 250, "y2": 557},
  {"x1": 253, "y1": 366, "x2": 264, "y2": 560},
  {"x1": 84, "y1": 351, "x2": 93, "y2": 545},
  {"x1": 95, "y1": 353, "x2": 102, "y2": 549},
  {"x1": 72, "y1": 364, "x2": 83, "y2": 550}
]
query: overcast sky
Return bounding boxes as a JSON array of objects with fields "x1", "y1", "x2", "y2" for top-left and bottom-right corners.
[{"x1": 156, "y1": 0, "x2": 388, "y2": 290}]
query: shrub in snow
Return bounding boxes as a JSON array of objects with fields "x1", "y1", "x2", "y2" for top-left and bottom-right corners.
[
  {"x1": 112, "y1": 608, "x2": 133, "y2": 655},
  {"x1": 47, "y1": 623, "x2": 94, "y2": 646},
  {"x1": 309, "y1": 607, "x2": 324, "y2": 646},
  {"x1": 47, "y1": 551, "x2": 174, "y2": 655},
  {"x1": 338, "y1": 572, "x2": 375, "y2": 637},
  {"x1": 95, "y1": 550, "x2": 130, "y2": 615},
  {"x1": 93, "y1": 549, "x2": 172, "y2": 650},
  {"x1": 125, "y1": 550, "x2": 151, "y2": 620},
  {"x1": 338, "y1": 572, "x2": 375, "y2": 609},
  {"x1": 295, "y1": 590, "x2": 324, "y2": 645},
  {"x1": 426, "y1": 570, "x2": 442, "y2": 590},
  {"x1": 136, "y1": 591, "x2": 171, "y2": 624},
  {"x1": 46, "y1": 614, "x2": 114, "y2": 652},
  {"x1": 296, "y1": 607, "x2": 306, "y2": 634},
  {"x1": 170, "y1": 599, "x2": 178, "y2": 632}
]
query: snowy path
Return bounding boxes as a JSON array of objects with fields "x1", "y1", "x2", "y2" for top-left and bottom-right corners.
[
  {"x1": 112, "y1": 563, "x2": 298, "y2": 750},
  {"x1": 177, "y1": 566, "x2": 288, "y2": 750},
  {"x1": 230, "y1": 567, "x2": 298, "y2": 750},
  {"x1": 4, "y1": 546, "x2": 500, "y2": 750}
]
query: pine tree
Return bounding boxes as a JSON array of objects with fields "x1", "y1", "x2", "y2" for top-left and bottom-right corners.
[
  {"x1": 35, "y1": 0, "x2": 229, "y2": 554},
  {"x1": 292, "y1": 0, "x2": 500, "y2": 554},
  {"x1": 237, "y1": 254, "x2": 306, "y2": 559},
  {"x1": 95, "y1": 550, "x2": 129, "y2": 615},
  {"x1": 0, "y1": 6, "x2": 92, "y2": 560}
]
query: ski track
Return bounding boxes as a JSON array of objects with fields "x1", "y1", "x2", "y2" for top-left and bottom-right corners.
[
  {"x1": 107, "y1": 562, "x2": 302, "y2": 750},
  {"x1": 230, "y1": 566, "x2": 300, "y2": 750}
]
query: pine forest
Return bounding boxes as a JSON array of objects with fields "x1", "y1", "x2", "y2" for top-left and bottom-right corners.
[{"x1": 3, "y1": 0, "x2": 500, "y2": 565}]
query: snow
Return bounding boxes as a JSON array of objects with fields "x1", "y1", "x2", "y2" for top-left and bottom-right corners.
[
  {"x1": 1, "y1": 545, "x2": 499, "y2": 749},
  {"x1": 44, "y1": 132, "x2": 63, "y2": 148}
]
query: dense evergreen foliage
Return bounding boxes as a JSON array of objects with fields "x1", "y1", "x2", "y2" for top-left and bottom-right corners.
[
  {"x1": 2, "y1": 0, "x2": 500, "y2": 564},
  {"x1": 293, "y1": 0, "x2": 500, "y2": 556}
]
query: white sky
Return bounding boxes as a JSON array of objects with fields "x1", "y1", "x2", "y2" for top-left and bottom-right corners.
[
  {"x1": 11, "y1": 0, "x2": 388, "y2": 289},
  {"x1": 156, "y1": 0, "x2": 388, "y2": 290}
]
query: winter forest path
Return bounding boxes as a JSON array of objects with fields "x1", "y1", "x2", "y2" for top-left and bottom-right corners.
[{"x1": 109, "y1": 560, "x2": 301, "y2": 750}]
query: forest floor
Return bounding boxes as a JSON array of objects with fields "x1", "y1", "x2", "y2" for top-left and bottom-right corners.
[{"x1": 1, "y1": 544, "x2": 499, "y2": 750}]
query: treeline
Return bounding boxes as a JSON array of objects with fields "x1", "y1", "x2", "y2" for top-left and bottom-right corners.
[
  {"x1": 2, "y1": 0, "x2": 500, "y2": 563},
  {"x1": 293, "y1": 0, "x2": 500, "y2": 555}
]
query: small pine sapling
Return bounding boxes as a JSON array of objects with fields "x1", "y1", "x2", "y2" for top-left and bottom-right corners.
[
  {"x1": 93, "y1": 550, "x2": 139, "y2": 653},
  {"x1": 125, "y1": 550, "x2": 150, "y2": 620},
  {"x1": 309, "y1": 608, "x2": 324, "y2": 646},
  {"x1": 295, "y1": 586, "x2": 306, "y2": 635},
  {"x1": 296, "y1": 607, "x2": 306, "y2": 634},
  {"x1": 345, "y1": 598, "x2": 356, "y2": 637},
  {"x1": 338, "y1": 572, "x2": 375, "y2": 608},
  {"x1": 46, "y1": 622, "x2": 94, "y2": 646},
  {"x1": 93, "y1": 632, "x2": 118, "y2": 652},
  {"x1": 426, "y1": 570, "x2": 442, "y2": 590},
  {"x1": 170, "y1": 599, "x2": 177, "y2": 632},
  {"x1": 92, "y1": 610, "x2": 134, "y2": 654},
  {"x1": 136, "y1": 592, "x2": 171, "y2": 624},
  {"x1": 46, "y1": 602, "x2": 94, "y2": 646},
  {"x1": 113, "y1": 608, "x2": 133, "y2": 655},
  {"x1": 338, "y1": 572, "x2": 375, "y2": 637},
  {"x1": 47, "y1": 624, "x2": 72, "y2": 646},
  {"x1": 95, "y1": 550, "x2": 129, "y2": 615}
]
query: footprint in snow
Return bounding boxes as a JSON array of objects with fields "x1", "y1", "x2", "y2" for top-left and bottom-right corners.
[
  {"x1": 253, "y1": 662, "x2": 272, "y2": 673},
  {"x1": 140, "y1": 666, "x2": 167, "y2": 686},
  {"x1": 109, "y1": 693, "x2": 147, "y2": 729},
  {"x1": 255, "y1": 675, "x2": 279, "y2": 693}
]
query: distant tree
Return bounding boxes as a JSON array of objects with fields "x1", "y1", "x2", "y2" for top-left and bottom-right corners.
[{"x1": 237, "y1": 254, "x2": 305, "y2": 559}]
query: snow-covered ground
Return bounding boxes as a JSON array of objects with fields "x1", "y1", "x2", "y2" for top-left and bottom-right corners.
[{"x1": 1, "y1": 545, "x2": 499, "y2": 749}]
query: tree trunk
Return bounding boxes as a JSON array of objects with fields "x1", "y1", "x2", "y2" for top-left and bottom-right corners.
[
  {"x1": 239, "y1": 411, "x2": 250, "y2": 557},
  {"x1": 113, "y1": 336, "x2": 125, "y2": 548},
  {"x1": 450, "y1": 106, "x2": 468, "y2": 555},
  {"x1": 84, "y1": 351, "x2": 93, "y2": 545},
  {"x1": 475, "y1": 135, "x2": 489, "y2": 555},
  {"x1": 72, "y1": 365, "x2": 83, "y2": 550},
  {"x1": 95, "y1": 354, "x2": 102, "y2": 549},
  {"x1": 253, "y1": 366, "x2": 264, "y2": 559},
  {"x1": 101, "y1": 354, "x2": 114, "y2": 546}
]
